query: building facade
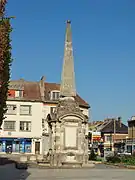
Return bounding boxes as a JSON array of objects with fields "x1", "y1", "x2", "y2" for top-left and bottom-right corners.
[
  {"x1": 88, "y1": 118, "x2": 128, "y2": 155},
  {"x1": 0, "y1": 101, "x2": 43, "y2": 154},
  {"x1": 128, "y1": 116, "x2": 135, "y2": 139},
  {"x1": 98, "y1": 118, "x2": 128, "y2": 152},
  {"x1": 0, "y1": 79, "x2": 89, "y2": 155},
  {"x1": 126, "y1": 116, "x2": 135, "y2": 154}
]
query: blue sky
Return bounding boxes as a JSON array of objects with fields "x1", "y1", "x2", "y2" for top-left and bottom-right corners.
[{"x1": 7, "y1": 0, "x2": 135, "y2": 123}]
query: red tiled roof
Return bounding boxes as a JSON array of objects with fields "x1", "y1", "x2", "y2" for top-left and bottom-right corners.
[
  {"x1": 23, "y1": 82, "x2": 41, "y2": 100},
  {"x1": 8, "y1": 80, "x2": 41, "y2": 101},
  {"x1": 44, "y1": 82, "x2": 90, "y2": 107},
  {"x1": 8, "y1": 80, "x2": 90, "y2": 107}
]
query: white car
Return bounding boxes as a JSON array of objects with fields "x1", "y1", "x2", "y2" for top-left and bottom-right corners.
[{"x1": 117, "y1": 151, "x2": 131, "y2": 156}]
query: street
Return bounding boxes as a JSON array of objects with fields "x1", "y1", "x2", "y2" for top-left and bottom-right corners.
[{"x1": 0, "y1": 163, "x2": 135, "y2": 180}]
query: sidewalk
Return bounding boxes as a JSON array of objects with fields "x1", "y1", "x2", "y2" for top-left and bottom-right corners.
[
  {"x1": 89, "y1": 160, "x2": 103, "y2": 164},
  {"x1": 105, "y1": 162, "x2": 135, "y2": 170}
]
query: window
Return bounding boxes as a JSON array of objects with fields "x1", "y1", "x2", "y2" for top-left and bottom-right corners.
[
  {"x1": 42, "y1": 119, "x2": 45, "y2": 128},
  {"x1": 51, "y1": 91, "x2": 60, "y2": 100},
  {"x1": 15, "y1": 90, "x2": 23, "y2": 98},
  {"x1": 20, "y1": 105, "x2": 31, "y2": 115},
  {"x1": 50, "y1": 107, "x2": 56, "y2": 114},
  {"x1": 6, "y1": 104, "x2": 17, "y2": 115},
  {"x1": 4, "y1": 121, "x2": 16, "y2": 131},
  {"x1": 20, "y1": 121, "x2": 31, "y2": 131},
  {"x1": 106, "y1": 135, "x2": 112, "y2": 142}
]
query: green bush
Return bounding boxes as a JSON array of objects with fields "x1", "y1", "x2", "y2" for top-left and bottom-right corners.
[
  {"x1": 121, "y1": 155, "x2": 135, "y2": 165},
  {"x1": 89, "y1": 149, "x2": 97, "y2": 161},
  {"x1": 106, "y1": 154, "x2": 135, "y2": 165},
  {"x1": 106, "y1": 155, "x2": 121, "y2": 163},
  {"x1": 96, "y1": 157, "x2": 102, "y2": 161}
]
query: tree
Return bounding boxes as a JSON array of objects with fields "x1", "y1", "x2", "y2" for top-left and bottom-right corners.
[{"x1": 0, "y1": 0, "x2": 13, "y2": 127}]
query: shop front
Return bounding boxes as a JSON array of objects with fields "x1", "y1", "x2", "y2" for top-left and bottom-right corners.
[
  {"x1": 0, "y1": 138, "x2": 32, "y2": 154},
  {"x1": 125, "y1": 143, "x2": 135, "y2": 154}
]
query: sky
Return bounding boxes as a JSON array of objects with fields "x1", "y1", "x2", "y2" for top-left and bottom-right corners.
[{"x1": 6, "y1": 0, "x2": 135, "y2": 123}]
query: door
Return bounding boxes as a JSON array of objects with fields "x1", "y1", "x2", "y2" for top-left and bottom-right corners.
[
  {"x1": 0, "y1": 141, "x2": 2, "y2": 152},
  {"x1": 35, "y1": 142, "x2": 40, "y2": 154},
  {"x1": 6, "y1": 141, "x2": 12, "y2": 154}
]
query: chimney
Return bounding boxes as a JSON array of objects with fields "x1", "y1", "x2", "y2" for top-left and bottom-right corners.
[
  {"x1": 118, "y1": 117, "x2": 122, "y2": 127},
  {"x1": 39, "y1": 76, "x2": 45, "y2": 100}
]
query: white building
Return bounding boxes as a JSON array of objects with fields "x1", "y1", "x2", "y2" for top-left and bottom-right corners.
[{"x1": 0, "y1": 78, "x2": 90, "y2": 155}]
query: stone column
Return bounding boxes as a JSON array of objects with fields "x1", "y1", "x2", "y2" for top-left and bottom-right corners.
[
  {"x1": 51, "y1": 122, "x2": 56, "y2": 152},
  {"x1": 53, "y1": 122, "x2": 62, "y2": 167},
  {"x1": 55, "y1": 122, "x2": 61, "y2": 152}
]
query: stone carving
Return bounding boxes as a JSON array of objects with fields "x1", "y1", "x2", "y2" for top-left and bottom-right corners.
[{"x1": 50, "y1": 97, "x2": 86, "y2": 122}]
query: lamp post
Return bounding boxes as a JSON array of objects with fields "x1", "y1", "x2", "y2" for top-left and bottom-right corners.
[
  {"x1": 132, "y1": 125, "x2": 133, "y2": 155},
  {"x1": 131, "y1": 116, "x2": 135, "y2": 154},
  {"x1": 110, "y1": 134, "x2": 112, "y2": 151},
  {"x1": 113, "y1": 118, "x2": 116, "y2": 152}
]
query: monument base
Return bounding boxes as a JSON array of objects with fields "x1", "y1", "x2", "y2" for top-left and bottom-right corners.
[
  {"x1": 61, "y1": 161, "x2": 82, "y2": 168},
  {"x1": 50, "y1": 152, "x2": 89, "y2": 168}
]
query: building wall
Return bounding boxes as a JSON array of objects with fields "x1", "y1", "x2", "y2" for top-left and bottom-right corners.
[
  {"x1": 128, "y1": 127, "x2": 135, "y2": 139},
  {"x1": 103, "y1": 133, "x2": 128, "y2": 151},
  {"x1": 0, "y1": 101, "x2": 89, "y2": 155},
  {"x1": 1, "y1": 101, "x2": 43, "y2": 138},
  {"x1": 0, "y1": 101, "x2": 44, "y2": 154},
  {"x1": 104, "y1": 133, "x2": 128, "y2": 142},
  {"x1": 128, "y1": 120, "x2": 135, "y2": 139}
]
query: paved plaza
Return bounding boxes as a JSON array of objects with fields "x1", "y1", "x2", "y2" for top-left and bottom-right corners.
[
  {"x1": 0, "y1": 164, "x2": 135, "y2": 180},
  {"x1": 27, "y1": 168, "x2": 135, "y2": 180}
]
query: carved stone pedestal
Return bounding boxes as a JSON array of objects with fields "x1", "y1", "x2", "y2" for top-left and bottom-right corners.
[{"x1": 47, "y1": 97, "x2": 88, "y2": 168}]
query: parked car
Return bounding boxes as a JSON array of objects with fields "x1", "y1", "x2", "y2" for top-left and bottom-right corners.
[{"x1": 117, "y1": 151, "x2": 131, "y2": 156}]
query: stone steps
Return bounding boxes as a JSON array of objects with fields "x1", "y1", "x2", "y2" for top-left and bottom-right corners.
[{"x1": 61, "y1": 161, "x2": 82, "y2": 168}]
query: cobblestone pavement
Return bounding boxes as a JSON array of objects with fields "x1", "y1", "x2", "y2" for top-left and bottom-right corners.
[{"x1": 0, "y1": 164, "x2": 135, "y2": 180}]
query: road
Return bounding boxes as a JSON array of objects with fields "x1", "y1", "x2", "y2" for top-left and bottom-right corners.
[{"x1": 0, "y1": 164, "x2": 135, "y2": 180}]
